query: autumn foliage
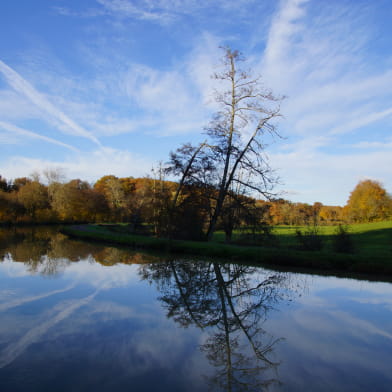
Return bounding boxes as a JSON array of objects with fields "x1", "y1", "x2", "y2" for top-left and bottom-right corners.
[
  {"x1": 0, "y1": 174, "x2": 391, "y2": 238},
  {"x1": 344, "y1": 179, "x2": 392, "y2": 223}
]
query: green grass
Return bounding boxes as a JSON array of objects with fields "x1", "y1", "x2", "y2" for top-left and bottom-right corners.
[
  {"x1": 61, "y1": 221, "x2": 392, "y2": 278},
  {"x1": 212, "y1": 222, "x2": 392, "y2": 258},
  {"x1": 277, "y1": 222, "x2": 392, "y2": 260}
]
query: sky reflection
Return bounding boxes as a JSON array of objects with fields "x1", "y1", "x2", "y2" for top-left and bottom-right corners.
[{"x1": 0, "y1": 228, "x2": 391, "y2": 391}]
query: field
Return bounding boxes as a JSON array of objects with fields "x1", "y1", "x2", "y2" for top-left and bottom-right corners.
[{"x1": 212, "y1": 221, "x2": 392, "y2": 260}]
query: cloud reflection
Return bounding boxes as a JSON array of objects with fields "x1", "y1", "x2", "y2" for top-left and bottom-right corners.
[{"x1": 0, "y1": 290, "x2": 98, "y2": 369}]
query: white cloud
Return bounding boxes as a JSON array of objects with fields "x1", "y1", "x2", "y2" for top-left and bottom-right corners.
[
  {"x1": 45, "y1": 94, "x2": 142, "y2": 137},
  {"x1": 0, "y1": 147, "x2": 153, "y2": 182},
  {"x1": 126, "y1": 65, "x2": 194, "y2": 113},
  {"x1": 185, "y1": 33, "x2": 223, "y2": 107},
  {"x1": 258, "y1": 0, "x2": 392, "y2": 137},
  {"x1": 123, "y1": 34, "x2": 222, "y2": 136},
  {"x1": 271, "y1": 148, "x2": 392, "y2": 205},
  {"x1": 263, "y1": 0, "x2": 310, "y2": 75},
  {"x1": 0, "y1": 90, "x2": 42, "y2": 120}
]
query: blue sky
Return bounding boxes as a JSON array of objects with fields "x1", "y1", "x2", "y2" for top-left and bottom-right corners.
[{"x1": 0, "y1": 0, "x2": 391, "y2": 206}]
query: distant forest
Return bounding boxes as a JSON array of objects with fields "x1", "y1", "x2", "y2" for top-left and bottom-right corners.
[{"x1": 1, "y1": 171, "x2": 391, "y2": 240}]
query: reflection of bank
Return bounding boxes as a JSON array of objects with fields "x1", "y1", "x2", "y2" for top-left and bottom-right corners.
[
  {"x1": 0, "y1": 226, "x2": 160, "y2": 276},
  {"x1": 140, "y1": 260, "x2": 300, "y2": 391}
]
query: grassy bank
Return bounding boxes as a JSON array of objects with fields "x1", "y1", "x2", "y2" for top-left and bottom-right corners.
[
  {"x1": 217, "y1": 221, "x2": 392, "y2": 260},
  {"x1": 61, "y1": 222, "x2": 392, "y2": 277}
]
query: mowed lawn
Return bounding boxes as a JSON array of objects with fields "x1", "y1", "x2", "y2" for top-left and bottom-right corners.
[{"x1": 213, "y1": 221, "x2": 392, "y2": 259}]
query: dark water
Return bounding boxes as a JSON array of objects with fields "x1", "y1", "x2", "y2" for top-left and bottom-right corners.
[{"x1": 0, "y1": 227, "x2": 391, "y2": 392}]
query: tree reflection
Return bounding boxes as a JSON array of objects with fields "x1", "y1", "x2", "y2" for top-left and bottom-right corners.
[
  {"x1": 1, "y1": 226, "x2": 160, "y2": 276},
  {"x1": 140, "y1": 260, "x2": 302, "y2": 391}
]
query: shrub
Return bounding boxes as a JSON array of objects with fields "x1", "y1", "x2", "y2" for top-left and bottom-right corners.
[
  {"x1": 295, "y1": 226, "x2": 324, "y2": 251},
  {"x1": 332, "y1": 225, "x2": 354, "y2": 253},
  {"x1": 236, "y1": 225, "x2": 279, "y2": 247}
]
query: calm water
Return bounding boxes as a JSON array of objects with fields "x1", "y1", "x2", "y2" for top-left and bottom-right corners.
[{"x1": 0, "y1": 227, "x2": 391, "y2": 392}]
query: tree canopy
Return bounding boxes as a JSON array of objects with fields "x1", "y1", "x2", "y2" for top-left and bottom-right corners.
[{"x1": 345, "y1": 179, "x2": 392, "y2": 222}]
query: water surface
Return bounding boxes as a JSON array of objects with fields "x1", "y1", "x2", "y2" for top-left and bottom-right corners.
[{"x1": 0, "y1": 227, "x2": 391, "y2": 391}]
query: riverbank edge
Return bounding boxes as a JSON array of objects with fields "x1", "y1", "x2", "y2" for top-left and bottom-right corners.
[{"x1": 61, "y1": 224, "x2": 392, "y2": 277}]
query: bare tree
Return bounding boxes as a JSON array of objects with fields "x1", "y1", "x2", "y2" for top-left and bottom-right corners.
[
  {"x1": 43, "y1": 167, "x2": 66, "y2": 185},
  {"x1": 204, "y1": 48, "x2": 282, "y2": 240},
  {"x1": 168, "y1": 48, "x2": 282, "y2": 241}
]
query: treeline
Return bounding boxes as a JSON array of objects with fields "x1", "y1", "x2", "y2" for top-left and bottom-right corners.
[
  {"x1": 0, "y1": 171, "x2": 217, "y2": 240},
  {"x1": 260, "y1": 179, "x2": 392, "y2": 226},
  {"x1": 1, "y1": 172, "x2": 391, "y2": 236},
  {"x1": 0, "y1": 173, "x2": 176, "y2": 227},
  {"x1": 0, "y1": 226, "x2": 160, "y2": 273}
]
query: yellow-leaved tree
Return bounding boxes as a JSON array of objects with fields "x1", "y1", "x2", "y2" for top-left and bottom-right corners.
[{"x1": 345, "y1": 179, "x2": 392, "y2": 222}]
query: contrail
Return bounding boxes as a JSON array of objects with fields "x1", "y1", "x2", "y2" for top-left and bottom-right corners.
[
  {"x1": 0, "y1": 121, "x2": 79, "y2": 152},
  {"x1": 0, "y1": 59, "x2": 101, "y2": 146},
  {"x1": 331, "y1": 107, "x2": 392, "y2": 135}
]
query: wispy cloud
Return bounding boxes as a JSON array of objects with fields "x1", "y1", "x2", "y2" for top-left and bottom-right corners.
[
  {"x1": 53, "y1": 6, "x2": 105, "y2": 18},
  {"x1": 123, "y1": 34, "x2": 221, "y2": 135},
  {"x1": 124, "y1": 64, "x2": 206, "y2": 135},
  {"x1": 94, "y1": 0, "x2": 257, "y2": 23},
  {"x1": 0, "y1": 147, "x2": 153, "y2": 182},
  {"x1": 97, "y1": 0, "x2": 173, "y2": 22},
  {"x1": 0, "y1": 121, "x2": 79, "y2": 152},
  {"x1": 259, "y1": 0, "x2": 392, "y2": 137},
  {"x1": 352, "y1": 139, "x2": 392, "y2": 150},
  {"x1": 0, "y1": 60, "x2": 101, "y2": 146},
  {"x1": 263, "y1": 0, "x2": 310, "y2": 75},
  {"x1": 253, "y1": 0, "x2": 392, "y2": 203},
  {"x1": 0, "y1": 90, "x2": 42, "y2": 120}
]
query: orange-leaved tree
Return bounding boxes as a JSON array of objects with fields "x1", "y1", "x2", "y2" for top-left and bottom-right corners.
[{"x1": 345, "y1": 179, "x2": 392, "y2": 222}]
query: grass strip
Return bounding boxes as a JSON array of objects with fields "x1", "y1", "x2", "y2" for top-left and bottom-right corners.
[{"x1": 61, "y1": 224, "x2": 392, "y2": 277}]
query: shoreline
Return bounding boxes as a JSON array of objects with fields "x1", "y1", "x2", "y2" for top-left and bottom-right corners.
[{"x1": 61, "y1": 224, "x2": 392, "y2": 278}]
